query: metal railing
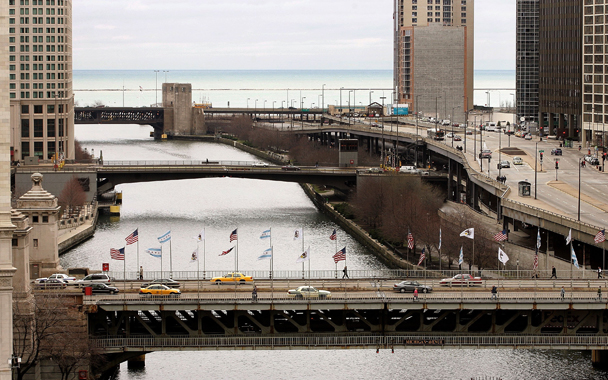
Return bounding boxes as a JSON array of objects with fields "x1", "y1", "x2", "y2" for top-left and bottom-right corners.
[{"x1": 90, "y1": 334, "x2": 608, "y2": 351}]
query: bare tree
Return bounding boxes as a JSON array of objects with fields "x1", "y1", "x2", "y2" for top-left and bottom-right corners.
[
  {"x1": 74, "y1": 140, "x2": 92, "y2": 161},
  {"x1": 351, "y1": 176, "x2": 385, "y2": 229},
  {"x1": 58, "y1": 176, "x2": 86, "y2": 218}
]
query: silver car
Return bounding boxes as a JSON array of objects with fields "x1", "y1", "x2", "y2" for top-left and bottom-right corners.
[{"x1": 393, "y1": 281, "x2": 432, "y2": 293}]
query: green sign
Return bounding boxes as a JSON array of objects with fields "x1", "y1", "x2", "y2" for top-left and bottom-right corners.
[
  {"x1": 539, "y1": 150, "x2": 544, "y2": 153},
  {"x1": 302, "y1": 108, "x2": 309, "y2": 112}
]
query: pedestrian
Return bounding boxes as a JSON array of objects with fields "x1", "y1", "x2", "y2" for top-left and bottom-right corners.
[
  {"x1": 598, "y1": 267, "x2": 603, "y2": 279},
  {"x1": 550, "y1": 266, "x2": 557, "y2": 279},
  {"x1": 342, "y1": 265, "x2": 349, "y2": 279},
  {"x1": 252, "y1": 285, "x2": 258, "y2": 302},
  {"x1": 491, "y1": 285, "x2": 498, "y2": 300},
  {"x1": 139, "y1": 266, "x2": 143, "y2": 280},
  {"x1": 599, "y1": 286, "x2": 603, "y2": 302},
  {"x1": 413, "y1": 288, "x2": 418, "y2": 301},
  {"x1": 560, "y1": 286, "x2": 565, "y2": 301}
]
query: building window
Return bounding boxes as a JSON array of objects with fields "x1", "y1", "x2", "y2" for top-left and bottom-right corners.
[
  {"x1": 33, "y1": 238, "x2": 38, "y2": 247},
  {"x1": 34, "y1": 119, "x2": 43, "y2": 137},
  {"x1": 21, "y1": 119, "x2": 29, "y2": 137},
  {"x1": 34, "y1": 105, "x2": 42, "y2": 113},
  {"x1": 42, "y1": 215, "x2": 48, "y2": 223},
  {"x1": 12, "y1": 239, "x2": 18, "y2": 247},
  {"x1": 47, "y1": 119, "x2": 54, "y2": 137},
  {"x1": 34, "y1": 141, "x2": 43, "y2": 157},
  {"x1": 32, "y1": 215, "x2": 39, "y2": 223},
  {"x1": 21, "y1": 105, "x2": 28, "y2": 114}
]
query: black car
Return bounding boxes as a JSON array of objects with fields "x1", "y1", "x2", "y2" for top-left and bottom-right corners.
[
  {"x1": 83, "y1": 283, "x2": 119, "y2": 294},
  {"x1": 393, "y1": 281, "x2": 433, "y2": 293},
  {"x1": 551, "y1": 148, "x2": 562, "y2": 156},
  {"x1": 142, "y1": 278, "x2": 181, "y2": 289}
]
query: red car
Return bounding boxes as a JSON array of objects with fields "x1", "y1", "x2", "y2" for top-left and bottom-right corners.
[{"x1": 439, "y1": 274, "x2": 483, "y2": 286}]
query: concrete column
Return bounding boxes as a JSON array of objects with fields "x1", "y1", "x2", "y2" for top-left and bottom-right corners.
[
  {"x1": 558, "y1": 114, "x2": 564, "y2": 137},
  {"x1": 447, "y1": 160, "x2": 453, "y2": 202},
  {"x1": 0, "y1": 2, "x2": 16, "y2": 379},
  {"x1": 127, "y1": 355, "x2": 146, "y2": 369},
  {"x1": 456, "y1": 163, "x2": 462, "y2": 202},
  {"x1": 592, "y1": 350, "x2": 608, "y2": 369}
]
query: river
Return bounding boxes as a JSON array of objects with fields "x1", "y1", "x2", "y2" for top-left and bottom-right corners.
[{"x1": 68, "y1": 124, "x2": 607, "y2": 380}]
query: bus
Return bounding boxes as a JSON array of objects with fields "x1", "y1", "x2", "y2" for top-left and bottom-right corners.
[{"x1": 427, "y1": 128, "x2": 445, "y2": 140}]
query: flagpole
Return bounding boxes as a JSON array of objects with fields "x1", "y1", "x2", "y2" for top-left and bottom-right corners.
[
  {"x1": 269, "y1": 228, "x2": 273, "y2": 280},
  {"x1": 160, "y1": 245, "x2": 163, "y2": 278},
  {"x1": 271, "y1": 246, "x2": 274, "y2": 300},
  {"x1": 169, "y1": 236, "x2": 173, "y2": 279},
  {"x1": 236, "y1": 228, "x2": 239, "y2": 273},
  {"x1": 335, "y1": 230, "x2": 338, "y2": 279},
  {"x1": 302, "y1": 228, "x2": 305, "y2": 280},
  {"x1": 136, "y1": 230, "x2": 139, "y2": 280},
  {"x1": 197, "y1": 243, "x2": 200, "y2": 300},
  {"x1": 123, "y1": 248, "x2": 126, "y2": 301},
  {"x1": 603, "y1": 239, "x2": 605, "y2": 271},
  {"x1": 570, "y1": 241, "x2": 574, "y2": 288},
  {"x1": 203, "y1": 228, "x2": 206, "y2": 279}
]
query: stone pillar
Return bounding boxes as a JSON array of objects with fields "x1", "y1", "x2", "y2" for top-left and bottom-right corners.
[
  {"x1": 16, "y1": 174, "x2": 61, "y2": 278},
  {"x1": 10, "y1": 211, "x2": 31, "y2": 298},
  {"x1": 0, "y1": 2, "x2": 16, "y2": 379}
]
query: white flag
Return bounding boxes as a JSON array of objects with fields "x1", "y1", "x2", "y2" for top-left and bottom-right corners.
[
  {"x1": 571, "y1": 245, "x2": 580, "y2": 269},
  {"x1": 537, "y1": 228, "x2": 542, "y2": 249},
  {"x1": 293, "y1": 228, "x2": 303, "y2": 240},
  {"x1": 458, "y1": 246, "x2": 464, "y2": 265},
  {"x1": 296, "y1": 246, "x2": 310, "y2": 263},
  {"x1": 194, "y1": 229, "x2": 205, "y2": 242},
  {"x1": 438, "y1": 228, "x2": 442, "y2": 250},
  {"x1": 460, "y1": 228, "x2": 474, "y2": 239},
  {"x1": 189, "y1": 248, "x2": 198, "y2": 263},
  {"x1": 565, "y1": 228, "x2": 572, "y2": 245},
  {"x1": 498, "y1": 247, "x2": 509, "y2": 265}
]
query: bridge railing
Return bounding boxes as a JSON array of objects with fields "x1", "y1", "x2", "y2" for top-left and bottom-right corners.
[
  {"x1": 90, "y1": 334, "x2": 608, "y2": 350},
  {"x1": 108, "y1": 268, "x2": 601, "y2": 281}
]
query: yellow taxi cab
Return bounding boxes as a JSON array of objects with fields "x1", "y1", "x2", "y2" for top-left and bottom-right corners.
[
  {"x1": 139, "y1": 284, "x2": 181, "y2": 296},
  {"x1": 210, "y1": 272, "x2": 253, "y2": 284}
]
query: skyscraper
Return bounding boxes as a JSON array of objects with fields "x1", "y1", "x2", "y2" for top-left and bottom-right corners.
[
  {"x1": 516, "y1": 0, "x2": 539, "y2": 125},
  {"x1": 394, "y1": 0, "x2": 474, "y2": 122},
  {"x1": 8, "y1": 0, "x2": 73, "y2": 163}
]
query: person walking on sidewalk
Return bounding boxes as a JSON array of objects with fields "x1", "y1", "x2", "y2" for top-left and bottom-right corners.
[
  {"x1": 413, "y1": 288, "x2": 418, "y2": 301},
  {"x1": 491, "y1": 285, "x2": 498, "y2": 300},
  {"x1": 342, "y1": 265, "x2": 349, "y2": 279},
  {"x1": 598, "y1": 286, "x2": 603, "y2": 302},
  {"x1": 560, "y1": 286, "x2": 565, "y2": 301},
  {"x1": 551, "y1": 266, "x2": 557, "y2": 279},
  {"x1": 252, "y1": 285, "x2": 258, "y2": 302},
  {"x1": 139, "y1": 266, "x2": 144, "y2": 281},
  {"x1": 598, "y1": 267, "x2": 603, "y2": 279}
]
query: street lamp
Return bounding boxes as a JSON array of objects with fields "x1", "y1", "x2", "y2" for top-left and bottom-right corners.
[
  {"x1": 380, "y1": 96, "x2": 386, "y2": 165},
  {"x1": 534, "y1": 142, "x2": 538, "y2": 199},
  {"x1": 154, "y1": 70, "x2": 160, "y2": 106},
  {"x1": 301, "y1": 97, "x2": 306, "y2": 129},
  {"x1": 255, "y1": 99, "x2": 258, "y2": 109},
  {"x1": 247, "y1": 98, "x2": 250, "y2": 108},
  {"x1": 322, "y1": 84, "x2": 326, "y2": 112},
  {"x1": 451, "y1": 106, "x2": 460, "y2": 148},
  {"x1": 415, "y1": 94, "x2": 422, "y2": 166},
  {"x1": 163, "y1": 70, "x2": 169, "y2": 83},
  {"x1": 264, "y1": 100, "x2": 267, "y2": 110},
  {"x1": 578, "y1": 157, "x2": 582, "y2": 221},
  {"x1": 340, "y1": 87, "x2": 344, "y2": 113},
  {"x1": 369, "y1": 90, "x2": 374, "y2": 105}
]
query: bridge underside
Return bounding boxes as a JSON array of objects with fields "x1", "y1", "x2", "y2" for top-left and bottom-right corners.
[
  {"x1": 74, "y1": 107, "x2": 165, "y2": 137},
  {"x1": 90, "y1": 302, "x2": 608, "y2": 354}
]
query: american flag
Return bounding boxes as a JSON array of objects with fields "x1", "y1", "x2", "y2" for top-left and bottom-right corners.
[
  {"x1": 407, "y1": 232, "x2": 414, "y2": 250},
  {"x1": 125, "y1": 229, "x2": 138, "y2": 245},
  {"x1": 417, "y1": 248, "x2": 426, "y2": 266},
  {"x1": 229, "y1": 229, "x2": 238, "y2": 242},
  {"x1": 533, "y1": 253, "x2": 539, "y2": 270},
  {"x1": 219, "y1": 247, "x2": 234, "y2": 256},
  {"x1": 110, "y1": 247, "x2": 125, "y2": 260},
  {"x1": 494, "y1": 229, "x2": 508, "y2": 242},
  {"x1": 333, "y1": 247, "x2": 346, "y2": 263},
  {"x1": 595, "y1": 229, "x2": 606, "y2": 243},
  {"x1": 330, "y1": 229, "x2": 337, "y2": 241}
]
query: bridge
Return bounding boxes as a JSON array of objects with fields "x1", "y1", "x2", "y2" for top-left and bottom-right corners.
[{"x1": 75, "y1": 278, "x2": 608, "y2": 372}]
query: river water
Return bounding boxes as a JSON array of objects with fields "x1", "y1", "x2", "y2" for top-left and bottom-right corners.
[{"x1": 68, "y1": 125, "x2": 607, "y2": 380}]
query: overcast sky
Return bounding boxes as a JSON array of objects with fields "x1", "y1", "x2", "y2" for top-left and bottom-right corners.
[{"x1": 73, "y1": 0, "x2": 516, "y2": 71}]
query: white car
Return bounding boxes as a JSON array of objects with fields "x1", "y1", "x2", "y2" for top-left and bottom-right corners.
[
  {"x1": 524, "y1": 134, "x2": 532, "y2": 140},
  {"x1": 251, "y1": 162, "x2": 269, "y2": 167},
  {"x1": 287, "y1": 286, "x2": 331, "y2": 299},
  {"x1": 513, "y1": 157, "x2": 523, "y2": 165},
  {"x1": 48, "y1": 273, "x2": 76, "y2": 283}
]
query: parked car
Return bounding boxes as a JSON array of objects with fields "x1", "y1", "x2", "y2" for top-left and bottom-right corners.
[
  {"x1": 287, "y1": 286, "x2": 331, "y2": 299},
  {"x1": 445, "y1": 132, "x2": 454, "y2": 139},
  {"x1": 142, "y1": 278, "x2": 181, "y2": 288},
  {"x1": 551, "y1": 148, "x2": 562, "y2": 156},
  {"x1": 211, "y1": 272, "x2": 253, "y2": 284},
  {"x1": 393, "y1": 281, "x2": 433, "y2": 293},
  {"x1": 439, "y1": 274, "x2": 483, "y2": 286},
  {"x1": 281, "y1": 165, "x2": 301, "y2": 171},
  {"x1": 139, "y1": 284, "x2": 181, "y2": 296},
  {"x1": 479, "y1": 150, "x2": 492, "y2": 159},
  {"x1": 453, "y1": 135, "x2": 462, "y2": 141},
  {"x1": 585, "y1": 155, "x2": 600, "y2": 165},
  {"x1": 35, "y1": 279, "x2": 66, "y2": 289},
  {"x1": 47, "y1": 273, "x2": 76, "y2": 283},
  {"x1": 83, "y1": 283, "x2": 119, "y2": 294},
  {"x1": 513, "y1": 156, "x2": 523, "y2": 165},
  {"x1": 515, "y1": 131, "x2": 523, "y2": 137},
  {"x1": 499, "y1": 160, "x2": 510, "y2": 168},
  {"x1": 75, "y1": 273, "x2": 113, "y2": 287}
]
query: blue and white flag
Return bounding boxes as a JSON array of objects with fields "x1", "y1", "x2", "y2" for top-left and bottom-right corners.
[
  {"x1": 565, "y1": 228, "x2": 572, "y2": 245},
  {"x1": 571, "y1": 245, "x2": 580, "y2": 269},
  {"x1": 158, "y1": 230, "x2": 171, "y2": 244},
  {"x1": 146, "y1": 248, "x2": 162, "y2": 258},
  {"x1": 260, "y1": 229, "x2": 271, "y2": 239},
  {"x1": 438, "y1": 228, "x2": 442, "y2": 250},
  {"x1": 258, "y1": 247, "x2": 272, "y2": 260},
  {"x1": 537, "y1": 228, "x2": 542, "y2": 250},
  {"x1": 458, "y1": 246, "x2": 463, "y2": 265}
]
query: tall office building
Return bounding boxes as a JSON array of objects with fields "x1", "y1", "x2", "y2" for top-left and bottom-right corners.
[
  {"x1": 516, "y1": 0, "x2": 539, "y2": 125},
  {"x1": 8, "y1": 0, "x2": 73, "y2": 163},
  {"x1": 394, "y1": 0, "x2": 474, "y2": 123},
  {"x1": 582, "y1": 0, "x2": 606, "y2": 147},
  {"x1": 538, "y1": 0, "x2": 581, "y2": 139}
]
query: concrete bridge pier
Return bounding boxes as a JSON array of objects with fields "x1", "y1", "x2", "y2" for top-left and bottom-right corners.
[
  {"x1": 592, "y1": 350, "x2": 608, "y2": 369},
  {"x1": 127, "y1": 355, "x2": 146, "y2": 369}
]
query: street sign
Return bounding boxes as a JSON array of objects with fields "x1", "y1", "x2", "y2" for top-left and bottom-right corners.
[
  {"x1": 539, "y1": 150, "x2": 544, "y2": 153},
  {"x1": 302, "y1": 109, "x2": 309, "y2": 112}
]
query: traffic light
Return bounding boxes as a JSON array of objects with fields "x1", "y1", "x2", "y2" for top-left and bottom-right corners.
[
  {"x1": 555, "y1": 161, "x2": 559, "y2": 170},
  {"x1": 540, "y1": 152, "x2": 543, "y2": 160}
]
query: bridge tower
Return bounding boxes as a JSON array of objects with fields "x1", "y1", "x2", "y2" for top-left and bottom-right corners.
[
  {"x1": 162, "y1": 83, "x2": 205, "y2": 137},
  {"x1": 16, "y1": 173, "x2": 61, "y2": 279}
]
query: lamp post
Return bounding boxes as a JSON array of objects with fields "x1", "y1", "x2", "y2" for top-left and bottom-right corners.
[
  {"x1": 272, "y1": 101, "x2": 276, "y2": 121},
  {"x1": 301, "y1": 97, "x2": 306, "y2": 129},
  {"x1": 163, "y1": 70, "x2": 169, "y2": 83},
  {"x1": 486, "y1": 91, "x2": 490, "y2": 108},
  {"x1": 255, "y1": 99, "x2": 258, "y2": 109},
  {"x1": 247, "y1": 98, "x2": 250, "y2": 108},
  {"x1": 380, "y1": 96, "x2": 386, "y2": 165},
  {"x1": 435, "y1": 96, "x2": 440, "y2": 133},
  {"x1": 535, "y1": 142, "x2": 538, "y2": 199},
  {"x1": 340, "y1": 87, "x2": 344, "y2": 113},
  {"x1": 451, "y1": 106, "x2": 460, "y2": 148},
  {"x1": 154, "y1": 70, "x2": 160, "y2": 106},
  {"x1": 443, "y1": 91, "x2": 447, "y2": 123},
  {"x1": 348, "y1": 90, "x2": 354, "y2": 133},
  {"x1": 415, "y1": 94, "x2": 422, "y2": 167},
  {"x1": 369, "y1": 90, "x2": 374, "y2": 105},
  {"x1": 578, "y1": 157, "x2": 582, "y2": 221}
]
